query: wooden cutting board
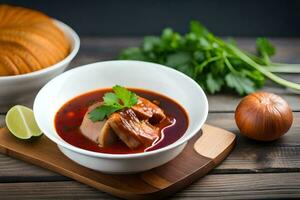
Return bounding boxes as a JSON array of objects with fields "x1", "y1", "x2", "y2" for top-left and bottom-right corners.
[{"x1": 0, "y1": 124, "x2": 236, "y2": 200}]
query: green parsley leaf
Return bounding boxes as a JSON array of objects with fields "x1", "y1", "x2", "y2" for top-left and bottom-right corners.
[
  {"x1": 206, "y1": 73, "x2": 224, "y2": 93},
  {"x1": 119, "y1": 47, "x2": 147, "y2": 61},
  {"x1": 88, "y1": 85, "x2": 138, "y2": 122},
  {"x1": 166, "y1": 52, "x2": 191, "y2": 67},
  {"x1": 225, "y1": 73, "x2": 255, "y2": 95},
  {"x1": 256, "y1": 38, "x2": 275, "y2": 56},
  {"x1": 119, "y1": 20, "x2": 300, "y2": 95},
  {"x1": 89, "y1": 105, "x2": 120, "y2": 122},
  {"x1": 176, "y1": 63, "x2": 195, "y2": 78},
  {"x1": 256, "y1": 38, "x2": 275, "y2": 65},
  {"x1": 113, "y1": 85, "x2": 138, "y2": 107},
  {"x1": 143, "y1": 36, "x2": 161, "y2": 52},
  {"x1": 103, "y1": 92, "x2": 120, "y2": 106},
  {"x1": 190, "y1": 20, "x2": 210, "y2": 37}
]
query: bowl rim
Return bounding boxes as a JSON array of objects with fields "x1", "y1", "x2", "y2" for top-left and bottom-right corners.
[
  {"x1": 0, "y1": 19, "x2": 80, "y2": 80},
  {"x1": 34, "y1": 60, "x2": 209, "y2": 159}
]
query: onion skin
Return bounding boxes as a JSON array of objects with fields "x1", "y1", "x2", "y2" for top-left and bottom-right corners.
[{"x1": 235, "y1": 92, "x2": 293, "y2": 141}]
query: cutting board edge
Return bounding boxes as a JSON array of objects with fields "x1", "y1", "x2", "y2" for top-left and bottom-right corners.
[
  {"x1": 0, "y1": 124, "x2": 236, "y2": 200},
  {"x1": 142, "y1": 129, "x2": 237, "y2": 199}
]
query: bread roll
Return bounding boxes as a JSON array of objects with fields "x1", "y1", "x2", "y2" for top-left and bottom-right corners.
[{"x1": 0, "y1": 4, "x2": 70, "y2": 76}]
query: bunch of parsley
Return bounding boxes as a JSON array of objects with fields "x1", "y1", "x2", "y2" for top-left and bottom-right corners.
[{"x1": 119, "y1": 21, "x2": 300, "y2": 95}]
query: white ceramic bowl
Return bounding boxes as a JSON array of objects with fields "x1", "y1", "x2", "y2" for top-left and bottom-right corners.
[
  {"x1": 0, "y1": 20, "x2": 80, "y2": 112},
  {"x1": 33, "y1": 61, "x2": 208, "y2": 174}
]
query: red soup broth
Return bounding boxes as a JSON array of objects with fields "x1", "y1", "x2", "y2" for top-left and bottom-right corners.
[{"x1": 55, "y1": 88, "x2": 189, "y2": 154}]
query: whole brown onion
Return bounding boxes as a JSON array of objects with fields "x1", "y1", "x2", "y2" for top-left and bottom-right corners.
[{"x1": 235, "y1": 92, "x2": 293, "y2": 141}]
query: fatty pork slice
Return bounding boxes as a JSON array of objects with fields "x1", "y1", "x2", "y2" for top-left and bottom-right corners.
[
  {"x1": 108, "y1": 109, "x2": 160, "y2": 149},
  {"x1": 80, "y1": 102, "x2": 117, "y2": 147},
  {"x1": 132, "y1": 97, "x2": 166, "y2": 124}
]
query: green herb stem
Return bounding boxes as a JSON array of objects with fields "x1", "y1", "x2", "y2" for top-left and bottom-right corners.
[
  {"x1": 228, "y1": 44, "x2": 300, "y2": 91},
  {"x1": 195, "y1": 56, "x2": 221, "y2": 74},
  {"x1": 267, "y1": 64, "x2": 300, "y2": 73},
  {"x1": 224, "y1": 56, "x2": 238, "y2": 74}
]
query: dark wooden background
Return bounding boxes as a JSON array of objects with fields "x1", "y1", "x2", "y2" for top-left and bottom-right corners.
[{"x1": 1, "y1": 0, "x2": 300, "y2": 37}]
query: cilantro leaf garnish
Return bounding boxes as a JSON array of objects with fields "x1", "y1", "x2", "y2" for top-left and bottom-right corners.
[
  {"x1": 89, "y1": 105, "x2": 119, "y2": 122},
  {"x1": 112, "y1": 85, "x2": 138, "y2": 106},
  {"x1": 88, "y1": 85, "x2": 138, "y2": 122}
]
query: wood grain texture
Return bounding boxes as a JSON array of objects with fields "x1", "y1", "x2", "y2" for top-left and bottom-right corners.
[
  {"x1": 0, "y1": 115, "x2": 4, "y2": 128},
  {"x1": 0, "y1": 112, "x2": 299, "y2": 180},
  {"x1": 174, "y1": 172, "x2": 300, "y2": 199},
  {"x1": 207, "y1": 92, "x2": 300, "y2": 112},
  {"x1": 0, "y1": 37, "x2": 300, "y2": 199},
  {"x1": 0, "y1": 173, "x2": 300, "y2": 200},
  {"x1": 0, "y1": 125, "x2": 235, "y2": 199},
  {"x1": 207, "y1": 113, "x2": 300, "y2": 173},
  {"x1": 194, "y1": 124, "x2": 236, "y2": 164}
]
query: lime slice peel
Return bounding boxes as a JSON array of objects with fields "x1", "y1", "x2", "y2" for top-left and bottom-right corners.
[{"x1": 5, "y1": 105, "x2": 42, "y2": 139}]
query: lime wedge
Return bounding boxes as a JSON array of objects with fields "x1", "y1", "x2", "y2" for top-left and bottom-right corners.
[{"x1": 5, "y1": 105, "x2": 42, "y2": 139}]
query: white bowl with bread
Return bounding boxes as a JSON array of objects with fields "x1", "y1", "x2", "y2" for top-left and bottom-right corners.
[{"x1": 0, "y1": 5, "x2": 80, "y2": 111}]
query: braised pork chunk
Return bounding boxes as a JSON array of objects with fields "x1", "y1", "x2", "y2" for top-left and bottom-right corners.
[
  {"x1": 108, "y1": 109, "x2": 159, "y2": 149},
  {"x1": 80, "y1": 102, "x2": 117, "y2": 147},
  {"x1": 132, "y1": 97, "x2": 166, "y2": 123},
  {"x1": 80, "y1": 95, "x2": 168, "y2": 149}
]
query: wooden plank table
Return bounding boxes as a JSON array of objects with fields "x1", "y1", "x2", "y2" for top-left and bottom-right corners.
[{"x1": 0, "y1": 38, "x2": 300, "y2": 199}]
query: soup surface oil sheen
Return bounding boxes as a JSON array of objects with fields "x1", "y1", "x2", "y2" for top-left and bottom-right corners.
[{"x1": 55, "y1": 89, "x2": 189, "y2": 154}]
